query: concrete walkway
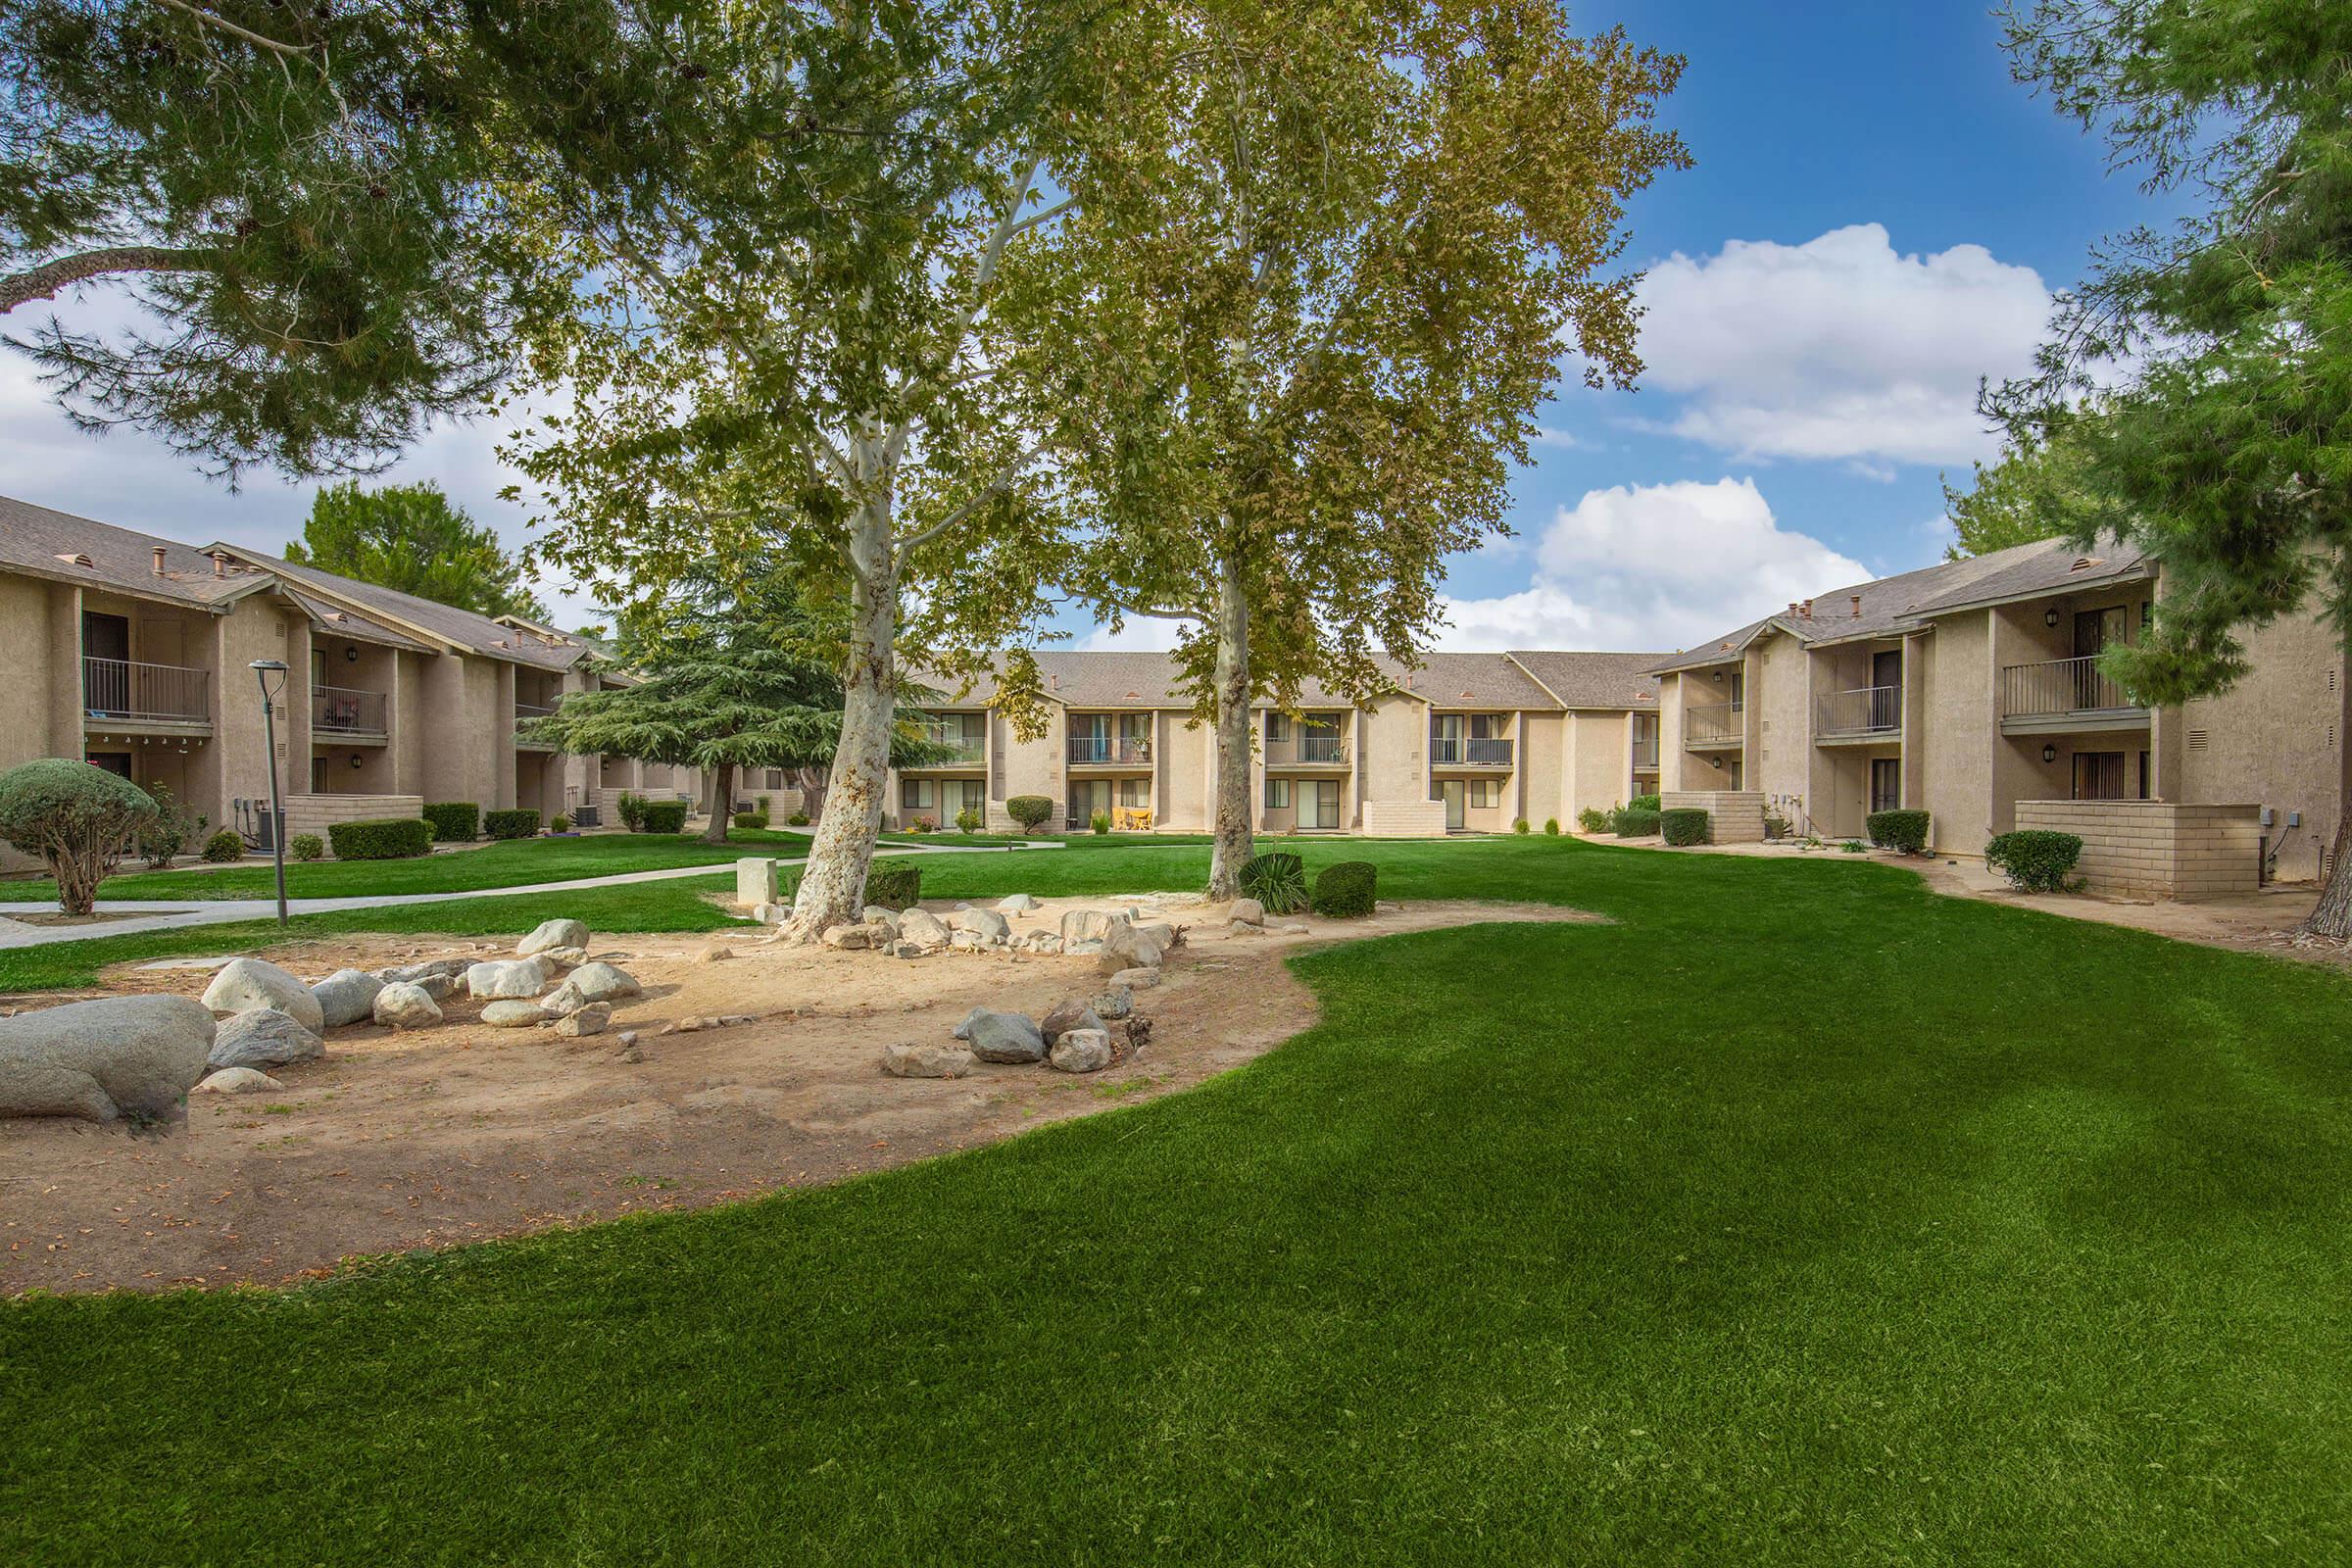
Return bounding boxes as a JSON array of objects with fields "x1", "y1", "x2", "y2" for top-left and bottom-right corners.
[{"x1": 0, "y1": 836, "x2": 1064, "y2": 950}]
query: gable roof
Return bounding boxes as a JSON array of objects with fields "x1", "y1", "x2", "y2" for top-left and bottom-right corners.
[
  {"x1": 211, "y1": 545, "x2": 587, "y2": 671},
  {"x1": 1506, "y1": 650, "x2": 1663, "y2": 709},
  {"x1": 0, "y1": 495, "x2": 277, "y2": 610}
]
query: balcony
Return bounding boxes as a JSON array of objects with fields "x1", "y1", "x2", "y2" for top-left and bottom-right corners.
[
  {"x1": 1684, "y1": 702, "x2": 1742, "y2": 749},
  {"x1": 81, "y1": 657, "x2": 210, "y2": 731},
  {"x1": 911, "y1": 722, "x2": 986, "y2": 765},
  {"x1": 1068, "y1": 735, "x2": 1152, "y2": 766},
  {"x1": 1816, "y1": 684, "x2": 1901, "y2": 742},
  {"x1": 514, "y1": 700, "x2": 560, "y2": 749},
  {"x1": 313, "y1": 684, "x2": 388, "y2": 742},
  {"x1": 1999, "y1": 655, "x2": 2149, "y2": 734},
  {"x1": 1431, "y1": 735, "x2": 1513, "y2": 766},
  {"x1": 1632, "y1": 736, "x2": 1660, "y2": 770},
  {"x1": 1265, "y1": 735, "x2": 1348, "y2": 767}
]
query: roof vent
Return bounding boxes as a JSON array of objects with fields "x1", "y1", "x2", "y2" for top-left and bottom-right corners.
[
  {"x1": 53, "y1": 552, "x2": 93, "y2": 569},
  {"x1": 1850, "y1": 594, "x2": 1862, "y2": 617},
  {"x1": 209, "y1": 550, "x2": 227, "y2": 577},
  {"x1": 1124, "y1": 690, "x2": 1141, "y2": 699},
  {"x1": 151, "y1": 545, "x2": 167, "y2": 576},
  {"x1": 2187, "y1": 728, "x2": 2210, "y2": 752},
  {"x1": 1800, "y1": 599, "x2": 1814, "y2": 618},
  {"x1": 2070, "y1": 556, "x2": 2101, "y2": 571}
]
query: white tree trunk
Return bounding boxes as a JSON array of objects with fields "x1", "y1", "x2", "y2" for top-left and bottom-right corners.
[
  {"x1": 785, "y1": 505, "x2": 898, "y2": 940},
  {"x1": 1207, "y1": 553, "x2": 1253, "y2": 899}
]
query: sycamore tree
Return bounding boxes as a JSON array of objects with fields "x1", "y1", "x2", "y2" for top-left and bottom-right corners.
[
  {"x1": 1985, "y1": 0, "x2": 2352, "y2": 936},
  {"x1": 1021, "y1": 0, "x2": 1687, "y2": 894},
  {"x1": 0, "y1": 0, "x2": 722, "y2": 478},
  {"x1": 510, "y1": 2, "x2": 1100, "y2": 937},
  {"x1": 289, "y1": 482, "x2": 547, "y2": 619}
]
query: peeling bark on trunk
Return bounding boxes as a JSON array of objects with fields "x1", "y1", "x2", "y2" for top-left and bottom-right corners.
[
  {"x1": 2300, "y1": 808, "x2": 2352, "y2": 939},
  {"x1": 702, "y1": 759, "x2": 734, "y2": 844},
  {"x1": 1206, "y1": 553, "x2": 1253, "y2": 899},
  {"x1": 785, "y1": 506, "x2": 897, "y2": 940}
]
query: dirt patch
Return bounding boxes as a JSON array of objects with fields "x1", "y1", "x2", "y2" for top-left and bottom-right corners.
[{"x1": 0, "y1": 898, "x2": 1601, "y2": 1296}]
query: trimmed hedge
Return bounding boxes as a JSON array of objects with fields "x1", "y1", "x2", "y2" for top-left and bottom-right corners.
[
  {"x1": 289, "y1": 833, "x2": 324, "y2": 862},
  {"x1": 1984, "y1": 829, "x2": 2082, "y2": 893},
  {"x1": 1310, "y1": 860, "x2": 1378, "y2": 918},
  {"x1": 484, "y1": 808, "x2": 541, "y2": 841},
  {"x1": 201, "y1": 828, "x2": 245, "y2": 862},
  {"x1": 733, "y1": 811, "x2": 769, "y2": 830},
  {"x1": 1661, "y1": 808, "x2": 1710, "y2": 847},
  {"x1": 863, "y1": 858, "x2": 921, "y2": 909},
  {"x1": 1865, "y1": 808, "x2": 1931, "y2": 855},
  {"x1": 637, "y1": 800, "x2": 689, "y2": 834},
  {"x1": 1612, "y1": 807, "x2": 1661, "y2": 838},
  {"x1": 1628, "y1": 793, "x2": 1661, "y2": 812},
  {"x1": 421, "y1": 802, "x2": 479, "y2": 842},
  {"x1": 328, "y1": 816, "x2": 432, "y2": 860},
  {"x1": 1005, "y1": 795, "x2": 1054, "y2": 832},
  {"x1": 1239, "y1": 851, "x2": 1308, "y2": 913}
]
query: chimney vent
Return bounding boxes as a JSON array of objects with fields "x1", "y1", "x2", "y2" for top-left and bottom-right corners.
[
  {"x1": 151, "y1": 545, "x2": 167, "y2": 576},
  {"x1": 1800, "y1": 599, "x2": 1813, "y2": 618},
  {"x1": 1788, "y1": 603, "x2": 1798, "y2": 616},
  {"x1": 210, "y1": 550, "x2": 227, "y2": 578},
  {"x1": 1850, "y1": 594, "x2": 1862, "y2": 617}
]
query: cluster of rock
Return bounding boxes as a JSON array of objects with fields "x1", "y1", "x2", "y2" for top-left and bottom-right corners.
[{"x1": 0, "y1": 916, "x2": 645, "y2": 1124}]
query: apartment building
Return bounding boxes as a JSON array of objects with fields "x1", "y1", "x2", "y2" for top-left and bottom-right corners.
[
  {"x1": 1650, "y1": 533, "x2": 2347, "y2": 898},
  {"x1": 885, "y1": 649, "x2": 1665, "y2": 838},
  {"x1": 0, "y1": 495, "x2": 688, "y2": 868}
]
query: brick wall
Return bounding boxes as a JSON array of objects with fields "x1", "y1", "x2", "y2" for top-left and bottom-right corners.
[
  {"x1": 2012, "y1": 800, "x2": 2262, "y2": 900},
  {"x1": 1362, "y1": 800, "x2": 1448, "y2": 838},
  {"x1": 283, "y1": 793, "x2": 423, "y2": 839},
  {"x1": 1661, "y1": 790, "x2": 1767, "y2": 844}
]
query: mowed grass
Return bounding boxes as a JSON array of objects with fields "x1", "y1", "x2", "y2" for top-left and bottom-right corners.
[{"x1": 6, "y1": 837, "x2": 2352, "y2": 1563}]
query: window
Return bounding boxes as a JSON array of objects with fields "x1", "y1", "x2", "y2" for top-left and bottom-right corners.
[
  {"x1": 1264, "y1": 778, "x2": 1292, "y2": 808},
  {"x1": 1117, "y1": 777, "x2": 1150, "y2": 808},
  {"x1": 1870, "y1": 758, "x2": 1900, "y2": 814},
  {"x1": 1266, "y1": 712, "x2": 1291, "y2": 743},
  {"x1": 2137, "y1": 751, "x2": 2151, "y2": 801},
  {"x1": 2072, "y1": 752, "x2": 2126, "y2": 801},
  {"x1": 1466, "y1": 779, "x2": 1500, "y2": 809},
  {"x1": 900, "y1": 777, "x2": 937, "y2": 810}
]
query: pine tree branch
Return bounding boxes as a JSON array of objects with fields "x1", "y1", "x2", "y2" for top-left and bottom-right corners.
[
  {"x1": 1, "y1": 244, "x2": 220, "y2": 313},
  {"x1": 153, "y1": 0, "x2": 318, "y2": 63}
]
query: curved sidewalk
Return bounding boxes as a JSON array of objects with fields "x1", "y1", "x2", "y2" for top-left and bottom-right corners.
[{"x1": 0, "y1": 836, "x2": 1062, "y2": 950}]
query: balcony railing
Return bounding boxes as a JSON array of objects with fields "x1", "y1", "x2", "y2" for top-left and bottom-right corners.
[
  {"x1": 913, "y1": 723, "x2": 986, "y2": 763},
  {"x1": 514, "y1": 701, "x2": 558, "y2": 721},
  {"x1": 1632, "y1": 736, "x2": 1660, "y2": 769},
  {"x1": 313, "y1": 683, "x2": 387, "y2": 739},
  {"x1": 1816, "y1": 684, "x2": 1901, "y2": 738},
  {"x1": 1265, "y1": 734, "x2": 1348, "y2": 766},
  {"x1": 1431, "y1": 735, "x2": 1513, "y2": 766},
  {"x1": 81, "y1": 657, "x2": 209, "y2": 723},
  {"x1": 2000, "y1": 655, "x2": 2139, "y2": 719},
  {"x1": 1068, "y1": 735, "x2": 1152, "y2": 765},
  {"x1": 1685, "y1": 702, "x2": 1742, "y2": 745}
]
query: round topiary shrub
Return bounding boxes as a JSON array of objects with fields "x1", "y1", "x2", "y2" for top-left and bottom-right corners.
[
  {"x1": 289, "y1": 833, "x2": 325, "y2": 862},
  {"x1": 1511, "y1": 817, "x2": 1531, "y2": 835},
  {"x1": 1660, "y1": 808, "x2": 1710, "y2": 847},
  {"x1": 1865, "y1": 808, "x2": 1931, "y2": 855},
  {"x1": 1544, "y1": 817, "x2": 1560, "y2": 836},
  {"x1": 1984, "y1": 829, "x2": 2082, "y2": 893},
  {"x1": 0, "y1": 759, "x2": 158, "y2": 915},
  {"x1": 202, "y1": 828, "x2": 245, "y2": 862},
  {"x1": 1310, "y1": 860, "x2": 1378, "y2": 917},
  {"x1": 1005, "y1": 795, "x2": 1054, "y2": 833},
  {"x1": 1239, "y1": 851, "x2": 1308, "y2": 913}
]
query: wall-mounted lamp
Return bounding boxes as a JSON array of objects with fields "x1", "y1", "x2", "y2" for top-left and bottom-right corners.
[
  {"x1": 345, "y1": 644, "x2": 360, "y2": 663},
  {"x1": 2042, "y1": 744, "x2": 2058, "y2": 763},
  {"x1": 2044, "y1": 609, "x2": 2062, "y2": 628},
  {"x1": 1712, "y1": 670, "x2": 1725, "y2": 683},
  {"x1": 350, "y1": 754, "x2": 364, "y2": 769}
]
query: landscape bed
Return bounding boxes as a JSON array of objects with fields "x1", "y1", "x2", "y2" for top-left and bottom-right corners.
[{"x1": 5, "y1": 835, "x2": 2352, "y2": 1564}]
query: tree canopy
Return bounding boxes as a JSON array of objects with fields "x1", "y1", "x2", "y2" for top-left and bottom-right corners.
[
  {"x1": 1941, "y1": 424, "x2": 2092, "y2": 560},
  {"x1": 1986, "y1": 0, "x2": 2352, "y2": 932},
  {"x1": 289, "y1": 481, "x2": 547, "y2": 620}
]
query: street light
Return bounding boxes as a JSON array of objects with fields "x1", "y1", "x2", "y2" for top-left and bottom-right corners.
[{"x1": 251, "y1": 659, "x2": 291, "y2": 927}]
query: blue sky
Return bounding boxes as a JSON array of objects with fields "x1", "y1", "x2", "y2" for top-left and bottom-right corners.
[{"x1": 2, "y1": 3, "x2": 2162, "y2": 656}]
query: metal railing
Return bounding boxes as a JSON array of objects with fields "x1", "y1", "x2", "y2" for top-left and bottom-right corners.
[
  {"x1": 1068, "y1": 735, "x2": 1152, "y2": 764},
  {"x1": 2000, "y1": 655, "x2": 2138, "y2": 718},
  {"x1": 514, "y1": 701, "x2": 558, "y2": 720},
  {"x1": 313, "y1": 683, "x2": 387, "y2": 738},
  {"x1": 913, "y1": 722, "x2": 985, "y2": 763},
  {"x1": 1816, "y1": 684, "x2": 1901, "y2": 737},
  {"x1": 1430, "y1": 734, "x2": 1513, "y2": 765},
  {"x1": 81, "y1": 657, "x2": 209, "y2": 723},
  {"x1": 1265, "y1": 734, "x2": 1348, "y2": 765},
  {"x1": 1632, "y1": 737, "x2": 1660, "y2": 769},
  {"x1": 1685, "y1": 702, "x2": 1741, "y2": 745}
]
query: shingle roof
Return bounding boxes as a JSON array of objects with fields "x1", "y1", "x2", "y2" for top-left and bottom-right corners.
[
  {"x1": 1906, "y1": 535, "x2": 2153, "y2": 615},
  {"x1": 214, "y1": 545, "x2": 583, "y2": 670},
  {"x1": 284, "y1": 588, "x2": 439, "y2": 655},
  {"x1": 927, "y1": 648, "x2": 1658, "y2": 712},
  {"x1": 0, "y1": 495, "x2": 274, "y2": 609},
  {"x1": 1505, "y1": 650, "x2": 1664, "y2": 709},
  {"x1": 1384, "y1": 652, "x2": 1562, "y2": 710}
]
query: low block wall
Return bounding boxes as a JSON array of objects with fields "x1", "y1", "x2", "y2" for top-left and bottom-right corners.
[
  {"x1": 1362, "y1": 800, "x2": 1449, "y2": 838},
  {"x1": 284, "y1": 793, "x2": 424, "y2": 839},
  {"x1": 1661, "y1": 790, "x2": 1767, "y2": 845},
  {"x1": 2013, "y1": 800, "x2": 2262, "y2": 900}
]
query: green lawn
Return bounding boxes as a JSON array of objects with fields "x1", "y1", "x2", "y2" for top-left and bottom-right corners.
[{"x1": 7, "y1": 836, "x2": 2352, "y2": 1563}]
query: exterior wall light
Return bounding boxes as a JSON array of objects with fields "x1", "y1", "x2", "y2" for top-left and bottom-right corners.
[
  {"x1": 2042, "y1": 744, "x2": 2059, "y2": 763},
  {"x1": 2045, "y1": 609, "x2": 2062, "y2": 627}
]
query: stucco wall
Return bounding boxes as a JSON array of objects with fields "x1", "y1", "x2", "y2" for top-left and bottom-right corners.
[
  {"x1": 2174, "y1": 611, "x2": 2344, "y2": 883},
  {"x1": 1752, "y1": 633, "x2": 1807, "y2": 808}
]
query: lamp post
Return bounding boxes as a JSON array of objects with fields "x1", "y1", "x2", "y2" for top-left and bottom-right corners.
[{"x1": 251, "y1": 659, "x2": 290, "y2": 927}]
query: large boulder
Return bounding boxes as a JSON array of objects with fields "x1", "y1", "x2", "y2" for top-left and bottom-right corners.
[
  {"x1": 535, "y1": 947, "x2": 589, "y2": 970},
  {"x1": 883, "y1": 1042, "x2": 975, "y2": 1079},
  {"x1": 821, "y1": 923, "x2": 875, "y2": 951},
  {"x1": 193, "y1": 1066, "x2": 282, "y2": 1096},
  {"x1": 310, "y1": 968, "x2": 383, "y2": 1029},
  {"x1": 371, "y1": 983, "x2": 443, "y2": 1030},
  {"x1": 1109, "y1": 966, "x2": 1160, "y2": 990},
  {"x1": 208, "y1": 1007, "x2": 323, "y2": 1071},
  {"x1": 1049, "y1": 1028, "x2": 1113, "y2": 1074},
  {"x1": 565, "y1": 962, "x2": 641, "y2": 1004},
  {"x1": 1039, "y1": 999, "x2": 1105, "y2": 1046},
  {"x1": 947, "y1": 907, "x2": 1011, "y2": 942},
  {"x1": 961, "y1": 1010, "x2": 1046, "y2": 1064},
  {"x1": 378, "y1": 958, "x2": 468, "y2": 985},
  {"x1": 899, "y1": 909, "x2": 952, "y2": 951},
  {"x1": 1059, "y1": 908, "x2": 1127, "y2": 949},
  {"x1": 516, "y1": 918, "x2": 590, "y2": 956},
  {"x1": 466, "y1": 956, "x2": 553, "y2": 1000},
  {"x1": 1096, "y1": 921, "x2": 1168, "y2": 976},
  {"x1": 1228, "y1": 897, "x2": 1266, "y2": 927},
  {"x1": 0, "y1": 996, "x2": 213, "y2": 1123},
  {"x1": 997, "y1": 893, "x2": 1041, "y2": 914},
  {"x1": 202, "y1": 956, "x2": 324, "y2": 1035},
  {"x1": 554, "y1": 1003, "x2": 612, "y2": 1038},
  {"x1": 480, "y1": 1001, "x2": 547, "y2": 1028},
  {"x1": 1091, "y1": 984, "x2": 1134, "y2": 1021}
]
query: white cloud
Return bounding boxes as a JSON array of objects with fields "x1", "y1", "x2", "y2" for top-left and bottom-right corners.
[
  {"x1": 1083, "y1": 615, "x2": 1188, "y2": 652},
  {"x1": 1629, "y1": 223, "x2": 2052, "y2": 466},
  {"x1": 0, "y1": 294, "x2": 596, "y2": 625},
  {"x1": 1438, "y1": 476, "x2": 1869, "y2": 652}
]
